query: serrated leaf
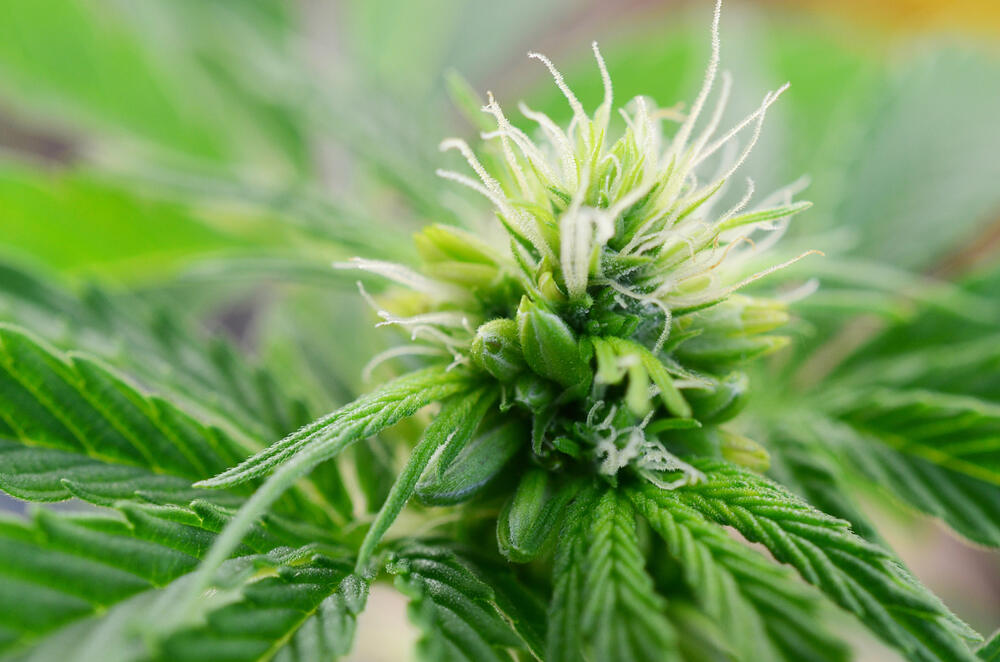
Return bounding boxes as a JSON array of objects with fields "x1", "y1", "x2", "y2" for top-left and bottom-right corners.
[
  {"x1": 0, "y1": 261, "x2": 313, "y2": 444},
  {"x1": 813, "y1": 413, "x2": 1000, "y2": 549},
  {"x1": 180, "y1": 366, "x2": 478, "y2": 625},
  {"x1": 388, "y1": 543, "x2": 529, "y2": 662},
  {"x1": 815, "y1": 387, "x2": 1000, "y2": 547},
  {"x1": 199, "y1": 365, "x2": 475, "y2": 489},
  {"x1": 629, "y1": 483, "x2": 847, "y2": 662},
  {"x1": 547, "y1": 487, "x2": 680, "y2": 662},
  {"x1": 0, "y1": 325, "x2": 255, "y2": 505},
  {"x1": 0, "y1": 504, "x2": 361, "y2": 662},
  {"x1": 765, "y1": 426, "x2": 884, "y2": 545},
  {"x1": 680, "y1": 459, "x2": 981, "y2": 662},
  {"x1": 829, "y1": 388, "x2": 1000, "y2": 487}
]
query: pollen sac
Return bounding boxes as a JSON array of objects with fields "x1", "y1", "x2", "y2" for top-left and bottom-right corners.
[
  {"x1": 471, "y1": 319, "x2": 526, "y2": 382},
  {"x1": 516, "y1": 297, "x2": 592, "y2": 392},
  {"x1": 686, "y1": 372, "x2": 750, "y2": 424}
]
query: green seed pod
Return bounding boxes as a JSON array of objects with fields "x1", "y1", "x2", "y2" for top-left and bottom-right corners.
[
  {"x1": 513, "y1": 372, "x2": 557, "y2": 413},
  {"x1": 686, "y1": 372, "x2": 750, "y2": 423},
  {"x1": 416, "y1": 418, "x2": 525, "y2": 505},
  {"x1": 497, "y1": 469, "x2": 582, "y2": 562},
  {"x1": 471, "y1": 318, "x2": 525, "y2": 382},
  {"x1": 516, "y1": 297, "x2": 591, "y2": 390}
]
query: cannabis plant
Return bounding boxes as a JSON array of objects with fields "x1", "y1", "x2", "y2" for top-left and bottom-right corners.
[{"x1": 1, "y1": 2, "x2": 999, "y2": 661}]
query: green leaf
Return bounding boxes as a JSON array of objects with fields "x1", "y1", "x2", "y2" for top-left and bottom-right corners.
[
  {"x1": 765, "y1": 425, "x2": 884, "y2": 545},
  {"x1": 830, "y1": 388, "x2": 1000, "y2": 487},
  {"x1": 0, "y1": 165, "x2": 270, "y2": 283},
  {"x1": 0, "y1": 503, "x2": 359, "y2": 661},
  {"x1": 0, "y1": 0, "x2": 310, "y2": 171},
  {"x1": 199, "y1": 365, "x2": 476, "y2": 489},
  {"x1": 0, "y1": 324, "x2": 252, "y2": 507},
  {"x1": 547, "y1": 487, "x2": 680, "y2": 662},
  {"x1": 387, "y1": 543, "x2": 529, "y2": 662},
  {"x1": 813, "y1": 412, "x2": 1000, "y2": 549},
  {"x1": 0, "y1": 440, "x2": 234, "y2": 507},
  {"x1": 819, "y1": 388, "x2": 1000, "y2": 547},
  {"x1": 680, "y1": 459, "x2": 981, "y2": 662},
  {"x1": 356, "y1": 388, "x2": 495, "y2": 571},
  {"x1": 979, "y1": 630, "x2": 1000, "y2": 661},
  {"x1": 0, "y1": 261, "x2": 313, "y2": 444},
  {"x1": 179, "y1": 366, "x2": 477, "y2": 628},
  {"x1": 630, "y1": 483, "x2": 847, "y2": 662}
]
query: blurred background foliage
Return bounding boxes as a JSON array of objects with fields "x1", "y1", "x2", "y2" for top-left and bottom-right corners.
[{"x1": 1, "y1": 1, "x2": 998, "y2": 660}]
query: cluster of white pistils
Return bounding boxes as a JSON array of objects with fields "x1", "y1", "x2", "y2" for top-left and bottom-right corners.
[{"x1": 338, "y1": 0, "x2": 817, "y2": 372}]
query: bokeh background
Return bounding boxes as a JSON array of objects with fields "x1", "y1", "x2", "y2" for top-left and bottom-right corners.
[{"x1": 1, "y1": 1, "x2": 998, "y2": 660}]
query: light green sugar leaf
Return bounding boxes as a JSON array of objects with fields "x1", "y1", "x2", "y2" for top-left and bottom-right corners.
[
  {"x1": 600, "y1": 337, "x2": 692, "y2": 418},
  {"x1": 681, "y1": 459, "x2": 981, "y2": 662}
]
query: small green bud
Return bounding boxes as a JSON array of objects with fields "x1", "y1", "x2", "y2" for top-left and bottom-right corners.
[
  {"x1": 498, "y1": 469, "x2": 582, "y2": 562},
  {"x1": 680, "y1": 295, "x2": 789, "y2": 337},
  {"x1": 738, "y1": 297, "x2": 790, "y2": 335},
  {"x1": 719, "y1": 430, "x2": 770, "y2": 473},
  {"x1": 513, "y1": 372, "x2": 557, "y2": 413},
  {"x1": 516, "y1": 297, "x2": 591, "y2": 390},
  {"x1": 423, "y1": 262, "x2": 500, "y2": 289},
  {"x1": 686, "y1": 372, "x2": 750, "y2": 424},
  {"x1": 471, "y1": 319, "x2": 525, "y2": 382},
  {"x1": 537, "y1": 271, "x2": 567, "y2": 304},
  {"x1": 414, "y1": 224, "x2": 496, "y2": 265},
  {"x1": 416, "y1": 419, "x2": 525, "y2": 505},
  {"x1": 674, "y1": 334, "x2": 790, "y2": 370}
]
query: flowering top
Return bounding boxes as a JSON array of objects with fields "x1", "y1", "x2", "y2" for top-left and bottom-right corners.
[{"x1": 338, "y1": 4, "x2": 815, "y2": 488}]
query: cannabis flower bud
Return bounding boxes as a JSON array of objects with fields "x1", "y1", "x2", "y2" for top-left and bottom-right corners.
[{"x1": 337, "y1": 4, "x2": 814, "y2": 489}]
